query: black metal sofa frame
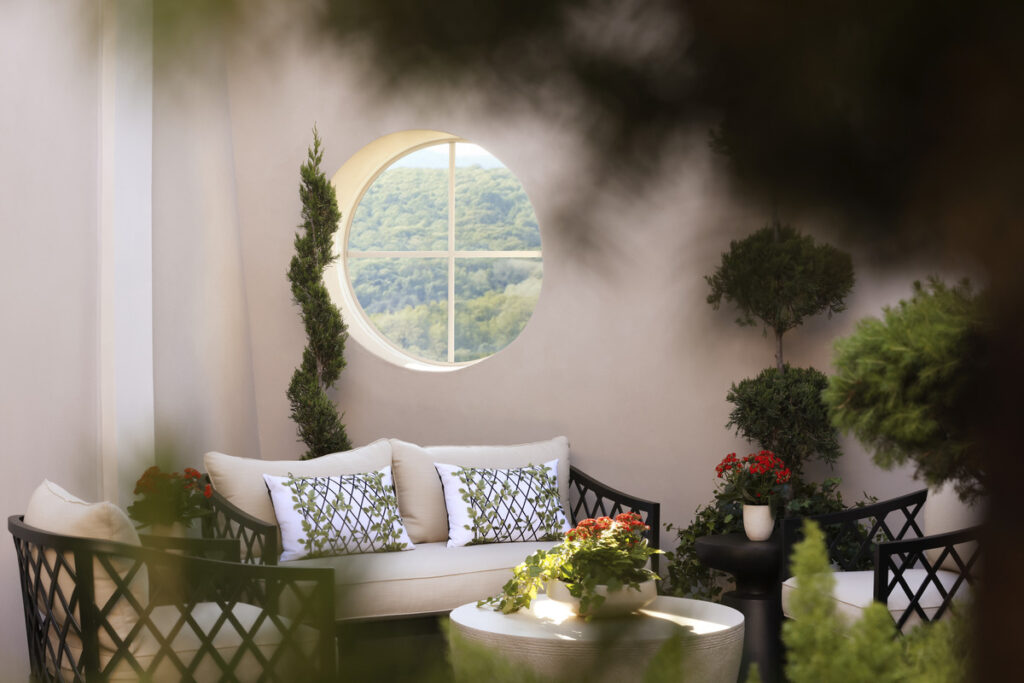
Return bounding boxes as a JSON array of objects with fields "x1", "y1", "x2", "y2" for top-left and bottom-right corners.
[{"x1": 9, "y1": 515, "x2": 337, "y2": 682}]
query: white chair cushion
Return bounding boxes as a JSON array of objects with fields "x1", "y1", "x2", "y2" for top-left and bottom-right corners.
[
  {"x1": 390, "y1": 437, "x2": 570, "y2": 544},
  {"x1": 24, "y1": 480, "x2": 148, "y2": 650},
  {"x1": 57, "y1": 602, "x2": 318, "y2": 682},
  {"x1": 285, "y1": 540, "x2": 558, "y2": 620},
  {"x1": 204, "y1": 439, "x2": 393, "y2": 527},
  {"x1": 782, "y1": 569, "x2": 971, "y2": 631}
]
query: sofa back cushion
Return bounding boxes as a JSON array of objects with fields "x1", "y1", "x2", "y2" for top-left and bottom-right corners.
[
  {"x1": 390, "y1": 437, "x2": 570, "y2": 544},
  {"x1": 23, "y1": 480, "x2": 148, "y2": 650},
  {"x1": 204, "y1": 439, "x2": 393, "y2": 526}
]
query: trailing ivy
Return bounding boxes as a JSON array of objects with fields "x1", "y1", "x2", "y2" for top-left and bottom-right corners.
[{"x1": 286, "y1": 129, "x2": 352, "y2": 459}]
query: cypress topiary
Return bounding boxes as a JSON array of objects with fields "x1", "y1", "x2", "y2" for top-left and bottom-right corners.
[
  {"x1": 825, "y1": 278, "x2": 986, "y2": 502},
  {"x1": 286, "y1": 129, "x2": 352, "y2": 460}
]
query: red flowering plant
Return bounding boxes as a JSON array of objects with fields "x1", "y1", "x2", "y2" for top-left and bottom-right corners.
[
  {"x1": 715, "y1": 451, "x2": 792, "y2": 507},
  {"x1": 481, "y1": 512, "x2": 662, "y2": 617},
  {"x1": 126, "y1": 466, "x2": 212, "y2": 529}
]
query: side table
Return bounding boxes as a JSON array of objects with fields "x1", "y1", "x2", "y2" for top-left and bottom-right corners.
[
  {"x1": 694, "y1": 532, "x2": 781, "y2": 682},
  {"x1": 450, "y1": 596, "x2": 744, "y2": 682}
]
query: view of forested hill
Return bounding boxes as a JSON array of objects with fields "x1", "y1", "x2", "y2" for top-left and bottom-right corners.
[{"x1": 347, "y1": 165, "x2": 542, "y2": 363}]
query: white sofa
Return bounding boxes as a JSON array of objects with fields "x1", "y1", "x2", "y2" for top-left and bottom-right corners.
[{"x1": 203, "y1": 437, "x2": 660, "y2": 623}]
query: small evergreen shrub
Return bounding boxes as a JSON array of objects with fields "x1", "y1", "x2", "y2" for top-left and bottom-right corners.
[
  {"x1": 726, "y1": 365, "x2": 841, "y2": 478},
  {"x1": 825, "y1": 278, "x2": 986, "y2": 501}
]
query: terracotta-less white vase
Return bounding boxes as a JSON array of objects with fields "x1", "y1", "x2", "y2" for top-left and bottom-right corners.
[
  {"x1": 544, "y1": 579, "x2": 657, "y2": 618},
  {"x1": 742, "y1": 504, "x2": 774, "y2": 541}
]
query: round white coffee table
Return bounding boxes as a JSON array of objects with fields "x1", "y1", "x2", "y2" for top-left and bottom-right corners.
[{"x1": 450, "y1": 596, "x2": 744, "y2": 682}]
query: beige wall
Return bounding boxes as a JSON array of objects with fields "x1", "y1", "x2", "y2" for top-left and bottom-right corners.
[
  {"x1": 0, "y1": 2, "x2": 102, "y2": 676},
  {"x1": 217, "y1": 22, "x2": 930, "y2": 536}
]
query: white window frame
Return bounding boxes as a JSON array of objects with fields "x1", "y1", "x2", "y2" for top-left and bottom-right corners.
[{"x1": 329, "y1": 131, "x2": 542, "y2": 370}]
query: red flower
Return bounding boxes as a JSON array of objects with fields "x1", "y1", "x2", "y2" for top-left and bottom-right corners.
[{"x1": 203, "y1": 484, "x2": 213, "y2": 499}]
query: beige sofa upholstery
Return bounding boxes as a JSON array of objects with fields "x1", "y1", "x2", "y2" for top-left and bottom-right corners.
[{"x1": 204, "y1": 436, "x2": 573, "y2": 622}]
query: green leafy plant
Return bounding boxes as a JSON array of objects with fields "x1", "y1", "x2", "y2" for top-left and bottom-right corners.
[
  {"x1": 706, "y1": 221, "x2": 854, "y2": 371},
  {"x1": 126, "y1": 466, "x2": 211, "y2": 528},
  {"x1": 825, "y1": 279, "x2": 986, "y2": 502},
  {"x1": 726, "y1": 365, "x2": 841, "y2": 478},
  {"x1": 782, "y1": 519, "x2": 969, "y2": 683},
  {"x1": 662, "y1": 501, "x2": 740, "y2": 601},
  {"x1": 481, "y1": 512, "x2": 662, "y2": 618},
  {"x1": 286, "y1": 128, "x2": 352, "y2": 460},
  {"x1": 714, "y1": 451, "x2": 792, "y2": 506}
]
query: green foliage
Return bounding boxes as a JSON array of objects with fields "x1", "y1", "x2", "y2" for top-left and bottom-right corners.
[
  {"x1": 706, "y1": 221, "x2": 854, "y2": 369},
  {"x1": 727, "y1": 365, "x2": 841, "y2": 478},
  {"x1": 481, "y1": 513, "x2": 661, "y2": 618},
  {"x1": 662, "y1": 501, "x2": 740, "y2": 601},
  {"x1": 782, "y1": 520, "x2": 970, "y2": 683},
  {"x1": 287, "y1": 129, "x2": 351, "y2": 459},
  {"x1": 825, "y1": 279, "x2": 986, "y2": 502}
]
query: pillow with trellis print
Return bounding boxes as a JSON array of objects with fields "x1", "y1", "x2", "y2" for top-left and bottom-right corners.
[
  {"x1": 263, "y1": 467, "x2": 414, "y2": 562},
  {"x1": 435, "y1": 459, "x2": 569, "y2": 548}
]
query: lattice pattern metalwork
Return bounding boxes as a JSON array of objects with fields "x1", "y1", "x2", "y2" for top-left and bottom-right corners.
[
  {"x1": 10, "y1": 515, "x2": 336, "y2": 682},
  {"x1": 567, "y1": 466, "x2": 661, "y2": 571},
  {"x1": 203, "y1": 478, "x2": 279, "y2": 565},
  {"x1": 781, "y1": 490, "x2": 980, "y2": 629}
]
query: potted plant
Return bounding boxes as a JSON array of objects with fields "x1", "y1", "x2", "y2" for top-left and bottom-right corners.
[
  {"x1": 481, "y1": 512, "x2": 662, "y2": 619},
  {"x1": 126, "y1": 466, "x2": 212, "y2": 535},
  {"x1": 714, "y1": 451, "x2": 791, "y2": 540}
]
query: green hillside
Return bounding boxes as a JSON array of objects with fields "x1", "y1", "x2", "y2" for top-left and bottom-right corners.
[{"x1": 347, "y1": 165, "x2": 542, "y2": 362}]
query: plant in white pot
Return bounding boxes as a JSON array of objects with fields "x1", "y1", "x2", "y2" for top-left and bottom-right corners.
[
  {"x1": 481, "y1": 512, "x2": 662, "y2": 619},
  {"x1": 714, "y1": 451, "x2": 791, "y2": 541}
]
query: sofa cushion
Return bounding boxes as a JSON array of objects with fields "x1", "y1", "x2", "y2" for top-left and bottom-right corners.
[
  {"x1": 782, "y1": 569, "x2": 971, "y2": 632},
  {"x1": 264, "y1": 467, "x2": 414, "y2": 562},
  {"x1": 390, "y1": 437, "x2": 570, "y2": 544},
  {"x1": 204, "y1": 439, "x2": 393, "y2": 527},
  {"x1": 436, "y1": 460, "x2": 569, "y2": 547},
  {"x1": 284, "y1": 540, "x2": 558, "y2": 620},
  {"x1": 24, "y1": 480, "x2": 148, "y2": 651}
]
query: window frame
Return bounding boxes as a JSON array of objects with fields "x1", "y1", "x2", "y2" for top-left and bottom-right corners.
[{"x1": 329, "y1": 131, "x2": 542, "y2": 370}]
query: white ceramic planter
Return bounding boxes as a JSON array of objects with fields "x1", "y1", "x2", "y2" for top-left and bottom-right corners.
[
  {"x1": 545, "y1": 579, "x2": 657, "y2": 618},
  {"x1": 742, "y1": 504, "x2": 774, "y2": 541}
]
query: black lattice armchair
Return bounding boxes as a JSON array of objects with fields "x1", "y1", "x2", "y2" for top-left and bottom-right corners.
[
  {"x1": 780, "y1": 487, "x2": 982, "y2": 632},
  {"x1": 9, "y1": 481, "x2": 336, "y2": 682}
]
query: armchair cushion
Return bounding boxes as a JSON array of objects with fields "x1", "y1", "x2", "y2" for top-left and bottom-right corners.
[
  {"x1": 782, "y1": 569, "x2": 971, "y2": 632},
  {"x1": 204, "y1": 439, "x2": 392, "y2": 527},
  {"x1": 24, "y1": 480, "x2": 148, "y2": 649},
  {"x1": 390, "y1": 437, "x2": 570, "y2": 544}
]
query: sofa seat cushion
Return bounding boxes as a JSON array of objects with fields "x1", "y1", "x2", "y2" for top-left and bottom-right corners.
[
  {"x1": 56, "y1": 602, "x2": 319, "y2": 682},
  {"x1": 782, "y1": 569, "x2": 971, "y2": 631},
  {"x1": 284, "y1": 541, "x2": 558, "y2": 620}
]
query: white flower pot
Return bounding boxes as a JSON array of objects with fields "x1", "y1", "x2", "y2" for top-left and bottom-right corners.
[
  {"x1": 742, "y1": 504, "x2": 774, "y2": 541},
  {"x1": 545, "y1": 579, "x2": 657, "y2": 618}
]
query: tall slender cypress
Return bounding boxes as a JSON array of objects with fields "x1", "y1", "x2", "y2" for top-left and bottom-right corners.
[{"x1": 287, "y1": 128, "x2": 352, "y2": 459}]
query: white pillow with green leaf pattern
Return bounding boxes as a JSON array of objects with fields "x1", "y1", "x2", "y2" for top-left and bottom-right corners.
[
  {"x1": 264, "y1": 467, "x2": 414, "y2": 562},
  {"x1": 435, "y1": 459, "x2": 569, "y2": 548}
]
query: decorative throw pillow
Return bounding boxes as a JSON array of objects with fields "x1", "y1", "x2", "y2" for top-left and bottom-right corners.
[
  {"x1": 435, "y1": 459, "x2": 569, "y2": 548},
  {"x1": 263, "y1": 467, "x2": 414, "y2": 562}
]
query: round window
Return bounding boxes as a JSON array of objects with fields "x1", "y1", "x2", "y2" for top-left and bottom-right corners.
[{"x1": 329, "y1": 132, "x2": 543, "y2": 368}]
